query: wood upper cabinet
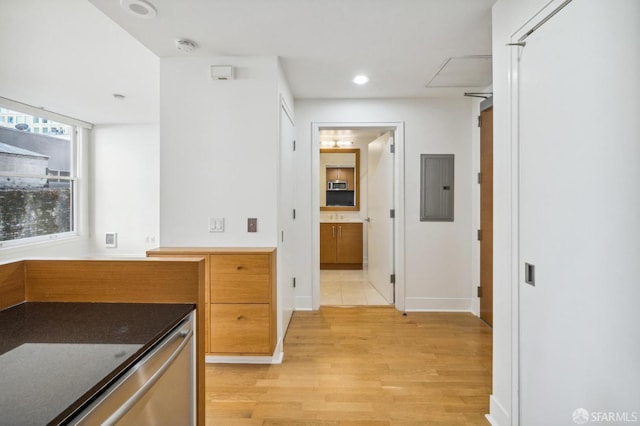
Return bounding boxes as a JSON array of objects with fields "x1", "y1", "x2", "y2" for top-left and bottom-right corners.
[
  {"x1": 326, "y1": 167, "x2": 355, "y2": 190},
  {"x1": 320, "y1": 222, "x2": 363, "y2": 269},
  {"x1": 146, "y1": 247, "x2": 276, "y2": 357}
]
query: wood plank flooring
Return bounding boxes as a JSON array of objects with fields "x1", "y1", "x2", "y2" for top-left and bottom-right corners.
[{"x1": 206, "y1": 307, "x2": 492, "y2": 425}]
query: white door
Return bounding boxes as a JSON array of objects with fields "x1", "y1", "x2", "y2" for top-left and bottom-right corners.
[
  {"x1": 516, "y1": 1, "x2": 640, "y2": 423},
  {"x1": 367, "y1": 132, "x2": 394, "y2": 303},
  {"x1": 278, "y1": 104, "x2": 295, "y2": 332}
]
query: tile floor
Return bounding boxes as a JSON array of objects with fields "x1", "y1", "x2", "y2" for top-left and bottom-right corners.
[{"x1": 320, "y1": 267, "x2": 391, "y2": 306}]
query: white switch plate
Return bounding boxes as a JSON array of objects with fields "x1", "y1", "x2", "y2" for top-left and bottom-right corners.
[{"x1": 209, "y1": 217, "x2": 224, "y2": 232}]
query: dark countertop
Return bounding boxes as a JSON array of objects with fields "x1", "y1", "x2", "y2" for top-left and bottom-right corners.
[{"x1": 0, "y1": 302, "x2": 195, "y2": 425}]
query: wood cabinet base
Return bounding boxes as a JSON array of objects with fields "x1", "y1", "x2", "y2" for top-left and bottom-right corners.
[{"x1": 147, "y1": 247, "x2": 276, "y2": 358}]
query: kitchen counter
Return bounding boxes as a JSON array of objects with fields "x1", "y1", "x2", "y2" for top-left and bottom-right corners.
[{"x1": 0, "y1": 302, "x2": 195, "y2": 425}]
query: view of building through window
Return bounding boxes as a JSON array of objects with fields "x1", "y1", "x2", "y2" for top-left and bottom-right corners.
[{"x1": 0, "y1": 106, "x2": 75, "y2": 244}]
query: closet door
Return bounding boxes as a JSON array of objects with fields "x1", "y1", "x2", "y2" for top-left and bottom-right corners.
[{"x1": 516, "y1": 1, "x2": 640, "y2": 424}]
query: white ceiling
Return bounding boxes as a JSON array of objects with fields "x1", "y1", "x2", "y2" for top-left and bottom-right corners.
[
  {"x1": 0, "y1": 0, "x2": 495, "y2": 126},
  {"x1": 89, "y1": 0, "x2": 496, "y2": 99}
]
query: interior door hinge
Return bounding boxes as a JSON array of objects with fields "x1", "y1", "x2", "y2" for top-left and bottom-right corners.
[
  {"x1": 390, "y1": 209, "x2": 395, "y2": 219},
  {"x1": 477, "y1": 286, "x2": 482, "y2": 297},
  {"x1": 292, "y1": 208, "x2": 296, "y2": 220},
  {"x1": 390, "y1": 274, "x2": 396, "y2": 284},
  {"x1": 390, "y1": 144, "x2": 395, "y2": 154},
  {"x1": 292, "y1": 140, "x2": 296, "y2": 151},
  {"x1": 293, "y1": 277, "x2": 296, "y2": 288},
  {"x1": 477, "y1": 229, "x2": 482, "y2": 241},
  {"x1": 477, "y1": 115, "x2": 482, "y2": 127},
  {"x1": 477, "y1": 172, "x2": 482, "y2": 184}
]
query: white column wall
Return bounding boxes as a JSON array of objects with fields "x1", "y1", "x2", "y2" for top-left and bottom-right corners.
[{"x1": 159, "y1": 56, "x2": 280, "y2": 247}]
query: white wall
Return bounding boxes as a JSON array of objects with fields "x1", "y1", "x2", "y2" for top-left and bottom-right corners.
[
  {"x1": 294, "y1": 98, "x2": 474, "y2": 311},
  {"x1": 160, "y1": 56, "x2": 281, "y2": 247},
  {"x1": 90, "y1": 124, "x2": 160, "y2": 256}
]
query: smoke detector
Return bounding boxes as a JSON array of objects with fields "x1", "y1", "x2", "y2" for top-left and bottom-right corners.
[
  {"x1": 120, "y1": 0, "x2": 157, "y2": 19},
  {"x1": 175, "y1": 39, "x2": 197, "y2": 54}
]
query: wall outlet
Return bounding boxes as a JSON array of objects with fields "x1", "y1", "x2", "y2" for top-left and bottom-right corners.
[
  {"x1": 209, "y1": 217, "x2": 224, "y2": 233},
  {"x1": 248, "y1": 218, "x2": 257, "y2": 232},
  {"x1": 105, "y1": 232, "x2": 117, "y2": 248}
]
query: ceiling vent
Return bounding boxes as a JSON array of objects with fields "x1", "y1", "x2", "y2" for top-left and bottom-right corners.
[{"x1": 426, "y1": 55, "x2": 492, "y2": 88}]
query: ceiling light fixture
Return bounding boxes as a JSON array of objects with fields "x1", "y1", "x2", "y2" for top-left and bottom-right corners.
[
  {"x1": 120, "y1": 0, "x2": 157, "y2": 19},
  {"x1": 353, "y1": 75, "x2": 369, "y2": 85},
  {"x1": 175, "y1": 39, "x2": 197, "y2": 53}
]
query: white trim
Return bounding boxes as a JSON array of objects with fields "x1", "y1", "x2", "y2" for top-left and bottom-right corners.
[
  {"x1": 488, "y1": 394, "x2": 511, "y2": 426},
  {"x1": 206, "y1": 351, "x2": 283, "y2": 365},
  {"x1": 311, "y1": 121, "x2": 405, "y2": 312},
  {"x1": 471, "y1": 297, "x2": 480, "y2": 316},
  {"x1": 0, "y1": 96, "x2": 93, "y2": 129},
  {"x1": 280, "y1": 94, "x2": 295, "y2": 126},
  {"x1": 295, "y1": 296, "x2": 313, "y2": 310}
]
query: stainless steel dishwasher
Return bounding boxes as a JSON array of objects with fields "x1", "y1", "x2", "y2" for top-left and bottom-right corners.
[{"x1": 70, "y1": 311, "x2": 195, "y2": 425}]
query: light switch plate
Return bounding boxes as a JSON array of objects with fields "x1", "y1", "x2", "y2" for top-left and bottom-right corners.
[
  {"x1": 209, "y1": 217, "x2": 224, "y2": 233},
  {"x1": 248, "y1": 218, "x2": 257, "y2": 232}
]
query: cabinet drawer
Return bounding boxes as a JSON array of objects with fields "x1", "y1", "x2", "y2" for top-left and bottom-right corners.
[
  {"x1": 210, "y1": 304, "x2": 271, "y2": 354},
  {"x1": 210, "y1": 255, "x2": 271, "y2": 303},
  {"x1": 210, "y1": 254, "x2": 270, "y2": 274}
]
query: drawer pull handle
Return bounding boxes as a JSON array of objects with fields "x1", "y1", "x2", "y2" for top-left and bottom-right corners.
[
  {"x1": 236, "y1": 265, "x2": 246, "y2": 270},
  {"x1": 237, "y1": 315, "x2": 246, "y2": 320}
]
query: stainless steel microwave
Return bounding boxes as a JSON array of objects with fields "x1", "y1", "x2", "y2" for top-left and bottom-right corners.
[{"x1": 328, "y1": 180, "x2": 348, "y2": 190}]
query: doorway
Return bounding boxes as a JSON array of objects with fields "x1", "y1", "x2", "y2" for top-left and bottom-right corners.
[{"x1": 311, "y1": 122, "x2": 405, "y2": 310}]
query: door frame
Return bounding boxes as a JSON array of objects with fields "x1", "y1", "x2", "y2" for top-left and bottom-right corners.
[{"x1": 311, "y1": 121, "x2": 405, "y2": 311}]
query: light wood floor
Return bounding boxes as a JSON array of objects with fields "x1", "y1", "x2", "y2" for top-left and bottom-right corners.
[{"x1": 206, "y1": 307, "x2": 492, "y2": 425}]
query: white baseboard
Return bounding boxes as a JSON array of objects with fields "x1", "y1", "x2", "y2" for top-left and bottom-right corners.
[
  {"x1": 404, "y1": 297, "x2": 473, "y2": 312},
  {"x1": 471, "y1": 297, "x2": 480, "y2": 316},
  {"x1": 295, "y1": 296, "x2": 313, "y2": 310},
  {"x1": 205, "y1": 351, "x2": 283, "y2": 364},
  {"x1": 205, "y1": 335, "x2": 284, "y2": 365},
  {"x1": 487, "y1": 394, "x2": 510, "y2": 426}
]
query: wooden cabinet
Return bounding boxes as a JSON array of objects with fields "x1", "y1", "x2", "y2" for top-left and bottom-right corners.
[
  {"x1": 320, "y1": 222, "x2": 363, "y2": 269},
  {"x1": 326, "y1": 167, "x2": 355, "y2": 190},
  {"x1": 146, "y1": 248, "x2": 276, "y2": 357}
]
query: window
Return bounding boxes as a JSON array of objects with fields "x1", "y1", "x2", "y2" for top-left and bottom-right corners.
[{"x1": 0, "y1": 106, "x2": 77, "y2": 246}]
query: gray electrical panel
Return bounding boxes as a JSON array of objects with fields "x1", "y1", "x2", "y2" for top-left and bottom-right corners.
[{"x1": 420, "y1": 154, "x2": 454, "y2": 221}]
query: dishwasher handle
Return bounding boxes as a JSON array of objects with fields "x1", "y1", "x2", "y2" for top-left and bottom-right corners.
[{"x1": 102, "y1": 328, "x2": 193, "y2": 425}]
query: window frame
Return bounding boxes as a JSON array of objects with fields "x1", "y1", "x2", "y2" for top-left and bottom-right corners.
[{"x1": 0, "y1": 97, "x2": 91, "y2": 249}]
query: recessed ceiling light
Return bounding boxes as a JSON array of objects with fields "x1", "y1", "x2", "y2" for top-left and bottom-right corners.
[
  {"x1": 120, "y1": 0, "x2": 157, "y2": 19},
  {"x1": 353, "y1": 75, "x2": 369, "y2": 85}
]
